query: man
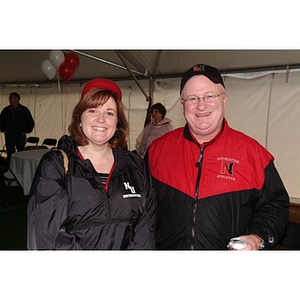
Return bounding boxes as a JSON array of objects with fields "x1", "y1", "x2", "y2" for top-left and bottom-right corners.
[
  {"x1": 0, "y1": 92, "x2": 35, "y2": 162},
  {"x1": 146, "y1": 64, "x2": 289, "y2": 250}
]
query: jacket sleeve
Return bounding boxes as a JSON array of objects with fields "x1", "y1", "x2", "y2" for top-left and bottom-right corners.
[
  {"x1": 24, "y1": 107, "x2": 35, "y2": 133},
  {"x1": 0, "y1": 107, "x2": 7, "y2": 132},
  {"x1": 27, "y1": 151, "x2": 81, "y2": 250},
  {"x1": 128, "y1": 161, "x2": 157, "y2": 250},
  {"x1": 244, "y1": 161, "x2": 290, "y2": 249}
]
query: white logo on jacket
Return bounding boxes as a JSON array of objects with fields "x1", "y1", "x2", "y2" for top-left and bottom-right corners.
[{"x1": 123, "y1": 182, "x2": 141, "y2": 199}]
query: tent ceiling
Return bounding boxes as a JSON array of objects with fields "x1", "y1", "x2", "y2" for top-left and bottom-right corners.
[{"x1": 1, "y1": 49, "x2": 300, "y2": 84}]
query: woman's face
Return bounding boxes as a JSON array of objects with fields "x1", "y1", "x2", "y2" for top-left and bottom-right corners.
[
  {"x1": 80, "y1": 96, "x2": 118, "y2": 146},
  {"x1": 151, "y1": 109, "x2": 163, "y2": 124}
]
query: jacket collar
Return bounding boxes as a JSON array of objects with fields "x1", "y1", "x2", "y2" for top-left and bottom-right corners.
[
  {"x1": 183, "y1": 118, "x2": 226, "y2": 147},
  {"x1": 151, "y1": 117, "x2": 172, "y2": 126},
  {"x1": 58, "y1": 135, "x2": 131, "y2": 176}
]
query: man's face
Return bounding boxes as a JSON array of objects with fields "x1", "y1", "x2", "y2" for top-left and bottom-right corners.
[
  {"x1": 181, "y1": 75, "x2": 227, "y2": 143},
  {"x1": 9, "y1": 94, "x2": 19, "y2": 108}
]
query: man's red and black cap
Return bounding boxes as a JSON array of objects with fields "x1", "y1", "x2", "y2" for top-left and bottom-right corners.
[{"x1": 180, "y1": 64, "x2": 225, "y2": 93}]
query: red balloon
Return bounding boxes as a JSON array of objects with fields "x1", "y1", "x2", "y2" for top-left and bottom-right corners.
[
  {"x1": 65, "y1": 53, "x2": 80, "y2": 71},
  {"x1": 59, "y1": 62, "x2": 75, "y2": 83}
]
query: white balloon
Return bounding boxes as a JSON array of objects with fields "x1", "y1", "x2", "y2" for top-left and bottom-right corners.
[
  {"x1": 49, "y1": 50, "x2": 65, "y2": 69},
  {"x1": 41, "y1": 59, "x2": 56, "y2": 80}
]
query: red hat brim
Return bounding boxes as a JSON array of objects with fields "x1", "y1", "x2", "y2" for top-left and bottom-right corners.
[{"x1": 81, "y1": 78, "x2": 122, "y2": 100}]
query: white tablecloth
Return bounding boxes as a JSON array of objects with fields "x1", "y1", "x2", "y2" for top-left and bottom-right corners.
[{"x1": 8, "y1": 148, "x2": 50, "y2": 195}]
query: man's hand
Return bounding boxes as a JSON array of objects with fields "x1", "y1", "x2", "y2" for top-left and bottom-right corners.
[{"x1": 238, "y1": 234, "x2": 263, "y2": 250}]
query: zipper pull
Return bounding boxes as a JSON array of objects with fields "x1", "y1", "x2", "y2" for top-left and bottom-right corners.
[{"x1": 195, "y1": 150, "x2": 203, "y2": 168}]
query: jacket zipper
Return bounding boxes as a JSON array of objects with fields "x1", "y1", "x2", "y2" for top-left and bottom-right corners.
[{"x1": 191, "y1": 147, "x2": 203, "y2": 250}]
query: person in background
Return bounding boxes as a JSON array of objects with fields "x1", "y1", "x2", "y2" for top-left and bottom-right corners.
[
  {"x1": 136, "y1": 102, "x2": 173, "y2": 157},
  {"x1": 27, "y1": 78, "x2": 156, "y2": 250},
  {"x1": 0, "y1": 92, "x2": 35, "y2": 162},
  {"x1": 146, "y1": 63, "x2": 289, "y2": 250}
]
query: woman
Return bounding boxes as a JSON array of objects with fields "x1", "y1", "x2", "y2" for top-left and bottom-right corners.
[
  {"x1": 27, "y1": 78, "x2": 156, "y2": 250},
  {"x1": 136, "y1": 103, "x2": 173, "y2": 157}
]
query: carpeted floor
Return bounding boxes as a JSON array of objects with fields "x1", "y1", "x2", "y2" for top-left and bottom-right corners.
[{"x1": 0, "y1": 181, "x2": 28, "y2": 250}]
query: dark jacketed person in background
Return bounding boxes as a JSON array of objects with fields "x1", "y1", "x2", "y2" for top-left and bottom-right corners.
[{"x1": 0, "y1": 92, "x2": 35, "y2": 162}]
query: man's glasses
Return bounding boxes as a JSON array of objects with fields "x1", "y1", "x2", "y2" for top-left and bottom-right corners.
[{"x1": 181, "y1": 93, "x2": 224, "y2": 104}]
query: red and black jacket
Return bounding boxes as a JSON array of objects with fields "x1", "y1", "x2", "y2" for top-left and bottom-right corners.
[{"x1": 147, "y1": 119, "x2": 289, "y2": 250}]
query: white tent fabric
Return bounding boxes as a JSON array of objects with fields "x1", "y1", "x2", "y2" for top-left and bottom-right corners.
[
  {"x1": 224, "y1": 72, "x2": 300, "y2": 203},
  {"x1": 1, "y1": 71, "x2": 299, "y2": 201}
]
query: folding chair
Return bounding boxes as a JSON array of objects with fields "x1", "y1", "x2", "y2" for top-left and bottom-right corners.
[
  {"x1": 24, "y1": 136, "x2": 40, "y2": 150},
  {"x1": 0, "y1": 156, "x2": 23, "y2": 206},
  {"x1": 0, "y1": 143, "x2": 7, "y2": 157},
  {"x1": 25, "y1": 136, "x2": 39, "y2": 146},
  {"x1": 42, "y1": 138, "x2": 57, "y2": 149}
]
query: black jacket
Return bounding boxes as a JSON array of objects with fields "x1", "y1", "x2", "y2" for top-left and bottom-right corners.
[
  {"x1": 0, "y1": 104, "x2": 34, "y2": 134},
  {"x1": 147, "y1": 119, "x2": 289, "y2": 250},
  {"x1": 27, "y1": 135, "x2": 156, "y2": 250}
]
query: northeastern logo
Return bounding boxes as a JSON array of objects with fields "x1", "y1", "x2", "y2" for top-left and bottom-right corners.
[
  {"x1": 193, "y1": 65, "x2": 205, "y2": 72},
  {"x1": 220, "y1": 161, "x2": 234, "y2": 175},
  {"x1": 123, "y1": 181, "x2": 141, "y2": 199},
  {"x1": 217, "y1": 157, "x2": 239, "y2": 181}
]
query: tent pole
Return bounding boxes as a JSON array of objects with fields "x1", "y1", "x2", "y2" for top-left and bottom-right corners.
[
  {"x1": 116, "y1": 51, "x2": 150, "y2": 101},
  {"x1": 152, "y1": 50, "x2": 164, "y2": 77},
  {"x1": 70, "y1": 50, "x2": 144, "y2": 76},
  {"x1": 144, "y1": 76, "x2": 154, "y2": 127},
  {"x1": 117, "y1": 50, "x2": 150, "y2": 76},
  {"x1": 115, "y1": 51, "x2": 153, "y2": 127}
]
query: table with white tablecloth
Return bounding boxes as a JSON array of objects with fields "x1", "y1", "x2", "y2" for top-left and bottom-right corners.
[{"x1": 8, "y1": 148, "x2": 50, "y2": 195}]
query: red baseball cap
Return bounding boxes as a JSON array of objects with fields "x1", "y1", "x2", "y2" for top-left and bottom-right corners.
[{"x1": 81, "y1": 78, "x2": 122, "y2": 100}]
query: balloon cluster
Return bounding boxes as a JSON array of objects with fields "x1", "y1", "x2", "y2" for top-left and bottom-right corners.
[{"x1": 41, "y1": 50, "x2": 80, "y2": 83}]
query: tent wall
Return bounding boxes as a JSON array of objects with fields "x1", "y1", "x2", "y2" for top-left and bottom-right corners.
[
  {"x1": 224, "y1": 72, "x2": 300, "y2": 202},
  {"x1": 1, "y1": 71, "x2": 299, "y2": 201}
]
